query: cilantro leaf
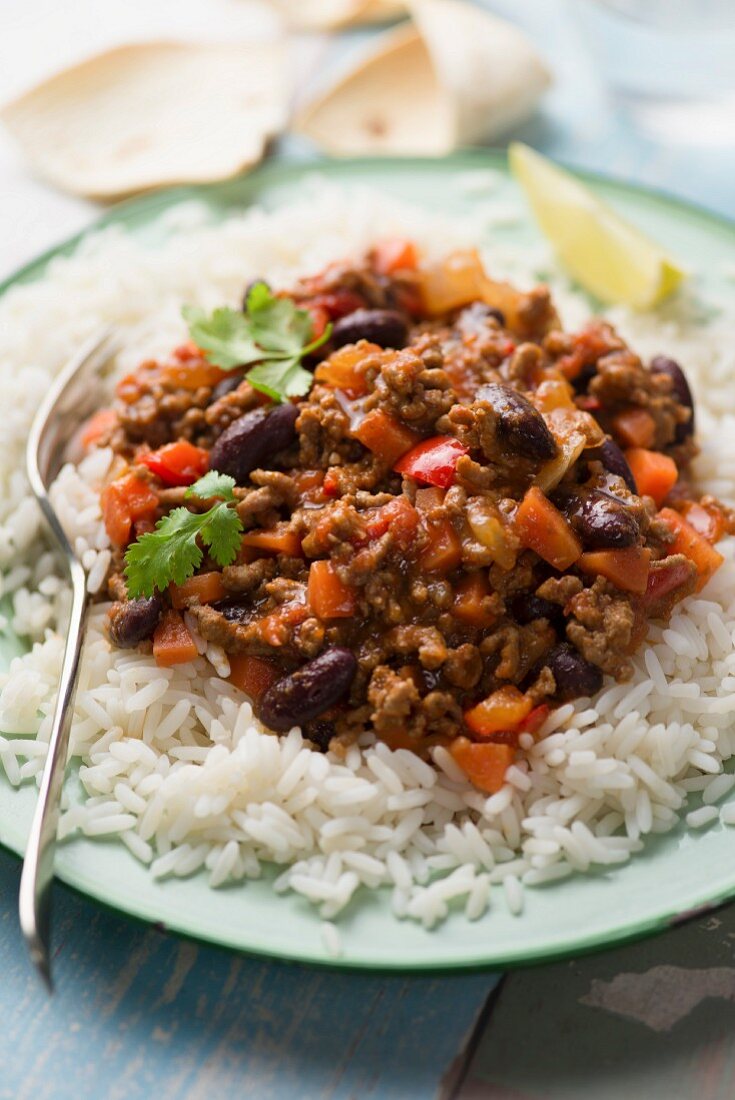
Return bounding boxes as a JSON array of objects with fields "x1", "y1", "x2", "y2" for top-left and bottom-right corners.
[
  {"x1": 182, "y1": 306, "x2": 262, "y2": 371},
  {"x1": 182, "y1": 284, "x2": 331, "y2": 403},
  {"x1": 186, "y1": 470, "x2": 236, "y2": 502},
  {"x1": 124, "y1": 500, "x2": 242, "y2": 598}
]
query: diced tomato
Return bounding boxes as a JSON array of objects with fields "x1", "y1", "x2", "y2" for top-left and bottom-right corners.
[
  {"x1": 555, "y1": 324, "x2": 613, "y2": 382},
  {"x1": 305, "y1": 304, "x2": 330, "y2": 341},
  {"x1": 101, "y1": 473, "x2": 159, "y2": 547},
  {"x1": 515, "y1": 487, "x2": 582, "y2": 571},
  {"x1": 80, "y1": 408, "x2": 116, "y2": 450},
  {"x1": 293, "y1": 469, "x2": 326, "y2": 503},
  {"x1": 365, "y1": 496, "x2": 420, "y2": 550},
  {"x1": 394, "y1": 435, "x2": 469, "y2": 489},
  {"x1": 304, "y1": 289, "x2": 365, "y2": 321},
  {"x1": 241, "y1": 526, "x2": 303, "y2": 557},
  {"x1": 323, "y1": 469, "x2": 340, "y2": 498},
  {"x1": 228, "y1": 654, "x2": 281, "y2": 702},
  {"x1": 355, "y1": 410, "x2": 421, "y2": 466},
  {"x1": 449, "y1": 737, "x2": 514, "y2": 794},
  {"x1": 680, "y1": 501, "x2": 726, "y2": 544},
  {"x1": 169, "y1": 571, "x2": 227, "y2": 610},
  {"x1": 464, "y1": 686, "x2": 533, "y2": 739},
  {"x1": 139, "y1": 441, "x2": 209, "y2": 487},
  {"x1": 256, "y1": 601, "x2": 310, "y2": 647},
  {"x1": 658, "y1": 507, "x2": 724, "y2": 592},
  {"x1": 308, "y1": 560, "x2": 356, "y2": 619},
  {"x1": 371, "y1": 238, "x2": 418, "y2": 276},
  {"x1": 153, "y1": 610, "x2": 199, "y2": 667}
]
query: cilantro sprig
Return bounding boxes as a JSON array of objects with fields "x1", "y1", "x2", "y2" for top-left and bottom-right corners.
[
  {"x1": 183, "y1": 282, "x2": 331, "y2": 403},
  {"x1": 124, "y1": 472, "x2": 242, "y2": 599}
]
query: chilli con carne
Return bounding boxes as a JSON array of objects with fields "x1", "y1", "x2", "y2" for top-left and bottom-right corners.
[{"x1": 89, "y1": 243, "x2": 731, "y2": 793}]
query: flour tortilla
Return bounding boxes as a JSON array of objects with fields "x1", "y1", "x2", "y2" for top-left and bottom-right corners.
[
  {"x1": 272, "y1": 0, "x2": 405, "y2": 30},
  {"x1": 295, "y1": 0, "x2": 551, "y2": 155},
  {"x1": 0, "y1": 41, "x2": 288, "y2": 199}
]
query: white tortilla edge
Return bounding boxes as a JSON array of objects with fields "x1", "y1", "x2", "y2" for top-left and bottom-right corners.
[{"x1": 0, "y1": 40, "x2": 289, "y2": 199}]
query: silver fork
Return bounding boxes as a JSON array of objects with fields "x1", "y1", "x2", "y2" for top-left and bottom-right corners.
[{"x1": 20, "y1": 330, "x2": 117, "y2": 988}]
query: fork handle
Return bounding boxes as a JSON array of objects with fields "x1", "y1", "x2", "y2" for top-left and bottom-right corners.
[{"x1": 19, "y1": 556, "x2": 89, "y2": 988}]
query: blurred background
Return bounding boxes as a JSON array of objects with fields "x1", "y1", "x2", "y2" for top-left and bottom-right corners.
[{"x1": 2, "y1": 0, "x2": 734, "y2": 281}]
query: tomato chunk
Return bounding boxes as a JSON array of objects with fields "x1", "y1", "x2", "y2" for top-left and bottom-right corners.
[
  {"x1": 394, "y1": 436, "x2": 468, "y2": 489},
  {"x1": 365, "y1": 496, "x2": 420, "y2": 550},
  {"x1": 139, "y1": 441, "x2": 209, "y2": 487}
]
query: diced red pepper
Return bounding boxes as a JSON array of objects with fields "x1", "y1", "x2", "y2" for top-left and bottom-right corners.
[
  {"x1": 519, "y1": 704, "x2": 550, "y2": 737},
  {"x1": 305, "y1": 305, "x2": 330, "y2": 341},
  {"x1": 304, "y1": 289, "x2": 365, "y2": 321},
  {"x1": 139, "y1": 441, "x2": 210, "y2": 487},
  {"x1": 394, "y1": 435, "x2": 468, "y2": 489},
  {"x1": 101, "y1": 473, "x2": 159, "y2": 547},
  {"x1": 308, "y1": 560, "x2": 356, "y2": 619}
]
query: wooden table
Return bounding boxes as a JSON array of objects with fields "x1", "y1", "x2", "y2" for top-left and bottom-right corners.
[{"x1": 0, "y1": 3, "x2": 733, "y2": 1097}]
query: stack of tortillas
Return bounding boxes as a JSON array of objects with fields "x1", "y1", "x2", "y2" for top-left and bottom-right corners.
[
  {"x1": 0, "y1": 0, "x2": 550, "y2": 199},
  {"x1": 0, "y1": 40, "x2": 289, "y2": 200},
  {"x1": 272, "y1": 0, "x2": 407, "y2": 30},
  {"x1": 296, "y1": 0, "x2": 551, "y2": 154}
]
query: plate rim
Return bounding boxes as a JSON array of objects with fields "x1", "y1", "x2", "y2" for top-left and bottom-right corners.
[{"x1": 2, "y1": 148, "x2": 735, "y2": 973}]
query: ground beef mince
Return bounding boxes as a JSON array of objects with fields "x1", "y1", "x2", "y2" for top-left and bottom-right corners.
[{"x1": 94, "y1": 243, "x2": 732, "y2": 765}]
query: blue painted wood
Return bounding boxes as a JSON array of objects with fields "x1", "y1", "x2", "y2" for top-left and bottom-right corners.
[
  {"x1": 0, "y1": 849, "x2": 495, "y2": 1100},
  {"x1": 1, "y1": 4, "x2": 732, "y2": 1096}
]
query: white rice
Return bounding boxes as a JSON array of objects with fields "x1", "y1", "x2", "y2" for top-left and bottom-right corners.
[{"x1": 1, "y1": 177, "x2": 734, "y2": 932}]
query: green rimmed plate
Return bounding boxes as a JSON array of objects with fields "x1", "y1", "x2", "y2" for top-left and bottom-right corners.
[{"x1": 1, "y1": 152, "x2": 734, "y2": 971}]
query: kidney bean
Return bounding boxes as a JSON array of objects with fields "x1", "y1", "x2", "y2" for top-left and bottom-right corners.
[
  {"x1": 564, "y1": 490, "x2": 640, "y2": 549},
  {"x1": 476, "y1": 381, "x2": 557, "y2": 461},
  {"x1": 212, "y1": 601, "x2": 251, "y2": 624},
  {"x1": 258, "y1": 647, "x2": 358, "y2": 732},
  {"x1": 591, "y1": 438, "x2": 638, "y2": 493},
  {"x1": 209, "y1": 403, "x2": 299, "y2": 484},
  {"x1": 210, "y1": 373, "x2": 244, "y2": 402},
  {"x1": 108, "y1": 596, "x2": 163, "y2": 648},
  {"x1": 331, "y1": 308, "x2": 408, "y2": 350},
  {"x1": 650, "y1": 355, "x2": 694, "y2": 441},
  {"x1": 545, "y1": 643, "x2": 602, "y2": 700},
  {"x1": 510, "y1": 593, "x2": 561, "y2": 626}
]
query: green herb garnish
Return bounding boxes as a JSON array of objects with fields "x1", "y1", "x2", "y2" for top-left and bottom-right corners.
[
  {"x1": 182, "y1": 282, "x2": 331, "y2": 403},
  {"x1": 124, "y1": 472, "x2": 242, "y2": 598}
]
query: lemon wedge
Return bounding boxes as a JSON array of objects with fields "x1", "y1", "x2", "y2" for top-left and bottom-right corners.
[{"x1": 508, "y1": 142, "x2": 686, "y2": 309}]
